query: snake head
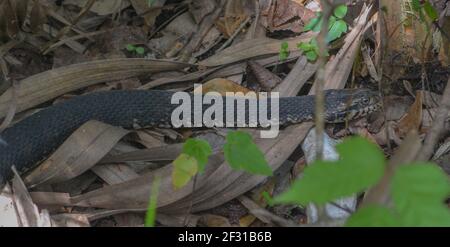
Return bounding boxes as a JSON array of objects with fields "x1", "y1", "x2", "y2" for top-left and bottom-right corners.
[{"x1": 325, "y1": 89, "x2": 382, "y2": 123}]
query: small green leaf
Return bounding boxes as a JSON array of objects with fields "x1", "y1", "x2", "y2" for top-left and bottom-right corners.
[
  {"x1": 273, "y1": 137, "x2": 385, "y2": 205},
  {"x1": 172, "y1": 153, "x2": 198, "y2": 189},
  {"x1": 144, "y1": 175, "x2": 161, "y2": 227},
  {"x1": 345, "y1": 205, "x2": 400, "y2": 227},
  {"x1": 298, "y1": 42, "x2": 314, "y2": 52},
  {"x1": 328, "y1": 15, "x2": 337, "y2": 29},
  {"x1": 281, "y1": 41, "x2": 289, "y2": 50},
  {"x1": 423, "y1": 1, "x2": 438, "y2": 21},
  {"x1": 333, "y1": 5, "x2": 348, "y2": 19},
  {"x1": 183, "y1": 138, "x2": 212, "y2": 173},
  {"x1": 327, "y1": 20, "x2": 347, "y2": 43},
  {"x1": 411, "y1": 0, "x2": 422, "y2": 12},
  {"x1": 126, "y1": 44, "x2": 136, "y2": 51},
  {"x1": 305, "y1": 50, "x2": 318, "y2": 61},
  {"x1": 223, "y1": 131, "x2": 273, "y2": 176},
  {"x1": 304, "y1": 16, "x2": 322, "y2": 32},
  {"x1": 135, "y1": 47, "x2": 146, "y2": 55}
]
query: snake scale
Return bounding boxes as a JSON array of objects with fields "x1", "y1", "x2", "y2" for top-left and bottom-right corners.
[{"x1": 0, "y1": 89, "x2": 381, "y2": 187}]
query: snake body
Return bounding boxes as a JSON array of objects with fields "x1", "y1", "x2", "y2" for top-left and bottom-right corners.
[{"x1": 0, "y1": 89, "x2": 380, "y2": 186}]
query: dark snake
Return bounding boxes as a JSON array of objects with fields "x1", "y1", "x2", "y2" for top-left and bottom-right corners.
[{"x1": 0, "y1": 89, "x2": 381, "y2": 187}]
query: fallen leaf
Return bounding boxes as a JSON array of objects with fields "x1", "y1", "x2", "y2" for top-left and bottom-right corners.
[
  {"x1": 195, "y1": 78, "x2": 252, "y2": 95},
  {"x1": 24, "y1": 120, "x2": 129, "y2": 187},
  {"x1": 396, "y1": 91, "x2": 423, "y2": 138}
]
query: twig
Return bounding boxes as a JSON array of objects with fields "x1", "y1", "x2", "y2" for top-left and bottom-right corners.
[
  {"x1": 416, "y1": 77, "x2": 450, "y2": 161},
  {"x1": 313, "y1": 0, "x2": 332, "y2": 161},
  {"x1": 43, "y1": 29, "x2": 109, "y2": 55}
]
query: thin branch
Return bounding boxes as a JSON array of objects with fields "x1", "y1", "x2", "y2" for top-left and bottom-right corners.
[
  {"x1": 314, "y1": 0, "x2": 332, "y2": 161},
  {"x1": 416, "y1": 77, "x2": 450, "y2": 161}
]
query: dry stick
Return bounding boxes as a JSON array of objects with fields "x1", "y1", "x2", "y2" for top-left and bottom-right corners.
[
  {"x1": 41, "y1": 0, "x2": 96, "y2": 54},
  {"x1": 416, "y1": 77, "x2": 450, "y2": 161},
  {"x1": 314, "y1": 0, "x2": 332, "y2": 161},
  {"x1": 44, "y1": 29, "x2": 109, "y2": 55}
]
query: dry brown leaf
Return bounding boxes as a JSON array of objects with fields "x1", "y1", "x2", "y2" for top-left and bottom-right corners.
[
  {"x1": 200, "y1": 214, "x2": 232, "y2": 227},
  {"x1": 239, "y1": 214, "x2": 257, "y2": 227},
  {"x1": 194, "y1": 78, "x2": 252, "y2": 95},
  {"x1": 130, "y1": 0, "x2": 166, "y2": 27},
  {"x1": 51, "y1": 214, "x2": 90, "y2": 227},
  {"x1": 396, "y1": 91, "x2": 423, "y2": 138},
  {"x1": 266, "y1": 0, "x2": 315, "y2": 33},
  {"x1": 91, "y1": 164, "x2": 140, "y2": 185},
  {"x1": 246, "y1": 60, "x2": 282, "y2": 91},
  {"x1": 0, "y1": 59, "x2": 188, "y2": 118},
  {"x1": 24, "y1": 120, "x2": 129, "y2": 187},
  {"x1": 215, "y1": 0, "x2": 248, "y2": 37}
]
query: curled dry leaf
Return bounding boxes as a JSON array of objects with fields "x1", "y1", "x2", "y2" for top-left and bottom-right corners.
[
  {"x1": 246, "y1": 60, "x2": 282, "y2": 91},
  {"x1": 396, "y1": 91, "x2": 423, "y2": 138},
  {"x1": 24, "y1": 120, "x2": 129, "y2": 187}
]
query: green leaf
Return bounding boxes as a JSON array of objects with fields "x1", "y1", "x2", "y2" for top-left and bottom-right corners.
[
  {"x1": 327, "y1": 19, "x2": 347, "y2": 43},
  {"x1": 333, "y1": 5, "x2": 348, "y2": 19},
  {"x1": 328, "y1": 15, "x2": 337, "y2": 29},
  {"x1": 144, "y1": 175, "x2": 161, "y2": 227},
  {"x1": 298, "y1": 42, "x2": 314, "y2": 52},
  {"x1": 273, "y1": 137, "x2": 385, "y2": 205},
  {"x1": 223, "y1": 131, "x2": 273, "y2": 176},
  {"x1": 304, "y1": 16, "x2": 322, "y2": 32},
  {"x1": 183, "y1": 138, "x2": 212, "y2": 173},
  {"x1": 126, "y1": 44, "x2": 136, "y2": 51},
  {"x1": 345, "y1": 205, "x2": 400, "y2": 227},
  {"x1": 305, "y1": 50, "x2": 318, "y2": 61},
  {"x1": 172, "y1": 153, "x2": 198, "y2": 189},
  {"x1": 135, "y1": 47, "x2": 145, "y2": 55},
  {"x1": 397, "y1": 203, "x2": 450, "y2": 227},
  {"x1": 392, "y1": 164, "x2": 450, "y2": 210},
  {"x1": 281, "y1": 41, "x2": 289, "y2": 50},
  {"x1": 423, "y1": 1, "x2": 438, "y2": 21},
  {"x1": 411, "y1": 0, "x2": 422, "y2": 12}
]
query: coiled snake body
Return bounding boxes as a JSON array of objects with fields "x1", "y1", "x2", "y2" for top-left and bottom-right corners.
[{"x1": 0, "y1": 89, "x2": 381, "y2": 186}]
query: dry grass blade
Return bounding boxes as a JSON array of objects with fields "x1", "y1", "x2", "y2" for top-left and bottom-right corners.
[
  {"x1": 24, "y1": 120, "x2": 129, "y2": 187},
  {"x1": 0, "y1": 58, "x2": 188, "y2": 118},
  {"x1": 199, "y1": 35, "x2": 313, "y2": 67}
]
